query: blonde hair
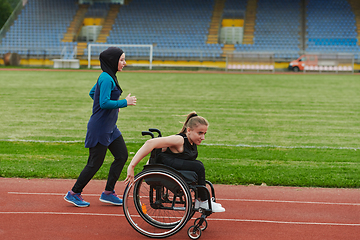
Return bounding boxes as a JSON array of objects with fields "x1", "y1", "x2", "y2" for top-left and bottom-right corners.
[{"x1": 179, "y1": 111, "x2": 209, "y2": 134}]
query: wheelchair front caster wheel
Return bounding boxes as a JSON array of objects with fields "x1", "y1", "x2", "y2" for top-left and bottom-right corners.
[
  {"x1": 194, "y1": 218, "x2": 208, "y2": 231},
  {"x1": 188, "y1": 225, "x2": 202, "y2": 239}
]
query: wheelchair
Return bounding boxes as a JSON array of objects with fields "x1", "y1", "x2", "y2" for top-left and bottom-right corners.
[{"x1": 123, "y1": 128, "x2": 218, "y2": 239}]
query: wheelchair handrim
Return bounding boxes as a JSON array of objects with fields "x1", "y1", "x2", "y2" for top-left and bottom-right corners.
[{"x1": 123, "y1": 170, "x2": 192, "y2": 238}]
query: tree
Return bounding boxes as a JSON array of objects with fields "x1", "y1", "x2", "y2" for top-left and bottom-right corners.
[
  {"x1": 6, "y1": 0, "x2": 19, "y2": 9},
  {"x1": 0, "y1": 0, "x2": 13, "y2": 29}
]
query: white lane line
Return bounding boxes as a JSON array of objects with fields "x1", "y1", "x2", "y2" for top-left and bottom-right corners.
[
  {"x1": 0, "y1": 211, "x2": 359, "y2": 227},
  {"x1": 2, "y1": 139, "x2": 359, "y2": 150},
  {"x1": 0, "y1": 211, "x2": 124, "y2": 217},
  {"x1": 202, "y1": 143, "x2": 360, "y2": 150},
  {"x1": 8, "y1": 192, "x2": 102, "y2": 197},
  {"x1": 8, "y1": 192, "x2": 360, "y2": 206},
  {"x1": 206, "y1": 217, "x2": 360, "y2": 227},
  {"x1": 220, "y1": 198, "x2": 360, "y2": 206}
]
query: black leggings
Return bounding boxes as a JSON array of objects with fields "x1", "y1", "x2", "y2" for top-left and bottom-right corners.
[
  {"x1": 72, "y1": 135, "x2": 128, "y2": 193},
  {"x1": 162, "y1": 158, "x2": 207, "y2": 201}
]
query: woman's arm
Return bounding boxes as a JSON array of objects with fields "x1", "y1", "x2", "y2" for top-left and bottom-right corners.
[
  {"x1": 98, "y1": 74, "x2": 128, "y2": 109},
  {"x1": 124, "y1": 135, "x2": 184, "y2": 185},
  {"x1": 89, "y1": 83, "x2": 96, "y2": 100}
]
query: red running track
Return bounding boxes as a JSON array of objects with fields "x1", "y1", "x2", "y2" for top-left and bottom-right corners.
[{"x1": 0, "y1": 178, "x2": 359, "y2": 240}]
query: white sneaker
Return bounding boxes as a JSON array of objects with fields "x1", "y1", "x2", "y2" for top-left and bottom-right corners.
[
  {"x1": 195, "y1": 199, "x2": 221, "y2": 208},
  {"x1": 211, "y1": 202, "x2": 225, "y2": 212},
  {"x1": 195, "y1": 200, "x2": 225, "y2": 212}
]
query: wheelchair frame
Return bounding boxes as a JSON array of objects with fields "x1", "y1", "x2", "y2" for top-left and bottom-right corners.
[{"x1": 122, "y1": 128, "x2": 217, "y2": 239}]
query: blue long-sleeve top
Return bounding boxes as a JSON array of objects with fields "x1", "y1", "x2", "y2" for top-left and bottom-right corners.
[
  {"x1": 85, "y1": 72, "x2": 127, "y2": 148},
  {"x1": 89, "y1": 73, "x2": 127, "y2": 108}
]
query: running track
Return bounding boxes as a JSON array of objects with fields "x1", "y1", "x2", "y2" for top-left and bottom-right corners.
[{"x1": 0, "y1": 178, "x2": 359, "y2": 240}]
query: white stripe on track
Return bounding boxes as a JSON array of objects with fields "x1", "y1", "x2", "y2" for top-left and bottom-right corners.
[
  {"x1": 0, "y1": 139, "x2": 83, "y2": 143},
  {"x1": 0, "y1": 211, "x2": 359, "y2": 227},
  {"x1": 8, "y1": 192, "x2": 360, "y2": 206},
  {"x1": 219, "y1": 198, "x2": 360, "y2": 206},
  {"x1": 206, "y1": 217, "x2": 360, "y2": 227},
  {"x1": 1, "y1": 139, "x2": 359, "y2": 150},
  {"x1": 202, "y1": 143, "x2": 360, "y2": 150},
  {"x1": 0, "y1": 211, "x2": 124, "y2": 217},
  {"x1": 8, "y1": 192, "x2": 101, "y2": 197}
]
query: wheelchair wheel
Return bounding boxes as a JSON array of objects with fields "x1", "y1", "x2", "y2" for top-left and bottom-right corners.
[
  {"x1": 187, "y1": 225, "x2": 202, "y2": 240},
  {"x1": 123, "y1": 169, "x2": 192, "y2": 238}
]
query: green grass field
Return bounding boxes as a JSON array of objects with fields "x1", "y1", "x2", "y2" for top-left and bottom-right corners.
[{"x1": 0, "y1": 69, "x2": 359, "y2": 188}]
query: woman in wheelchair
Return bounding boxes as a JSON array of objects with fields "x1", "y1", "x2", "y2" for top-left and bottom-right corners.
[{"x1": 125, "y1": 112, "x2": 225, "y2": 213}]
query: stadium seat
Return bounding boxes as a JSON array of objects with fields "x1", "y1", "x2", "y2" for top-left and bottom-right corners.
[
  {"x1": 1, "y1": 0, "x2": 78, "y2": 57},
  {"x1": 305, "y1": 0, "x2": 359, "y2": 54}
]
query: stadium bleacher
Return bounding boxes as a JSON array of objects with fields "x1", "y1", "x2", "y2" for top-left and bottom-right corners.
[
  {"x1": 106, "y1": 0, "x2": 222, "y2": 59},
  {"x1": 85, "y1": 2, "x2": 109, "y2": 17},
  {"x1": 0, "y1": 0, "x2": 359, "y2": 65},
  {"x1": 306, "y1": 0, "x2": 359, "y2": 54},
  {"x1": 1, "y1": 0, "x2": 78, "y2": 57},
  {"x1": 223, "y1": 0, "x2": 247, "y2": 18},
  {"x1": 235, "y1": 0, "x2": 301, "y2": 59}
]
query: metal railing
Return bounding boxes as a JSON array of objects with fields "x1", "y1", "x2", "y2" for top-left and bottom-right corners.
[{"x1": 1, "y1": 45, "x2": 359, "y2": 66}]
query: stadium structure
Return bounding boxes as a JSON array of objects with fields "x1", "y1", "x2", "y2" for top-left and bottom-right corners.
[{"x1": 0, "y1": 0, "x2": 359, "y2": 72}]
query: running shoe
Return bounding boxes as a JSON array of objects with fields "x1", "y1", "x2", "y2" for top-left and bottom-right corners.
[
  {"x1": 195, "y1": 199, "x2": 225, "y2": 212},
  {"x1": 64, "y1": 191, "x2": 90, "y2": 207},
  {"x1": 99, "y1": 191, "x2": 123, "y2": 206}
]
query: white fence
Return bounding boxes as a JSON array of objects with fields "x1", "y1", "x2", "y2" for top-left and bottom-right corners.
[{"x1": 226, "y1": 52, "x2": 275, "y2": 72}]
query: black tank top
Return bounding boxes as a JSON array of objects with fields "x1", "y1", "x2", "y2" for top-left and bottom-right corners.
[{"x1": 158, "y1": 133, "x2": 198, "y2": 163}]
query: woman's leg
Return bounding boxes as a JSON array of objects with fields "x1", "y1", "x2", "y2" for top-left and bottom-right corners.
[
  {"x1": 179, "y1": 160, "x2": 206, "y2": 185},
  {"x1": 105, "y1": 135, "x2": 128, "y2": 192},
  {"x1": 181, "y1": 160, "x2": 207, "y2": 200},
  {"x1": 163, "y1": 158, "x2": 207, "y2": 200},
  {"x1": 72, "y1": 143, "x2": 108, "y2": 193}
]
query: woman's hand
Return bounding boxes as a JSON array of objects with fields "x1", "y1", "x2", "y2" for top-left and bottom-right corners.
[
  {"x1": 126, "y1": 93, "x2": 137, "y2": 106},
  {"x1": 124, "y1": 165, "x2": 135, "y2": 186}
]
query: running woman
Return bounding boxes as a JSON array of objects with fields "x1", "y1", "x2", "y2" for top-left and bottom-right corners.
[{"x1": 64, "y1": 47, "x2": 136, "y2": 207}]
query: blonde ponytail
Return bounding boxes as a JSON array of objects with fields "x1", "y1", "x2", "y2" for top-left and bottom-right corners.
[{"x1": 179, "y1": 111, "x2": 209, "y2": 134}]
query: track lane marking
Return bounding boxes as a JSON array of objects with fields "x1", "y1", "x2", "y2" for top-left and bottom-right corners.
[
  {"x1": 8, "y1": 192, "x2": 360, "y2": 206},
  {"x1": 220, "y1": 198, "x2": 360, "y2": 206},
  {"x1": 0, "y1": 211, "x2": 359, "y2": 227},
  {"x1": 2, "y1": 139, "x2": 359, "y2": 150}
]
